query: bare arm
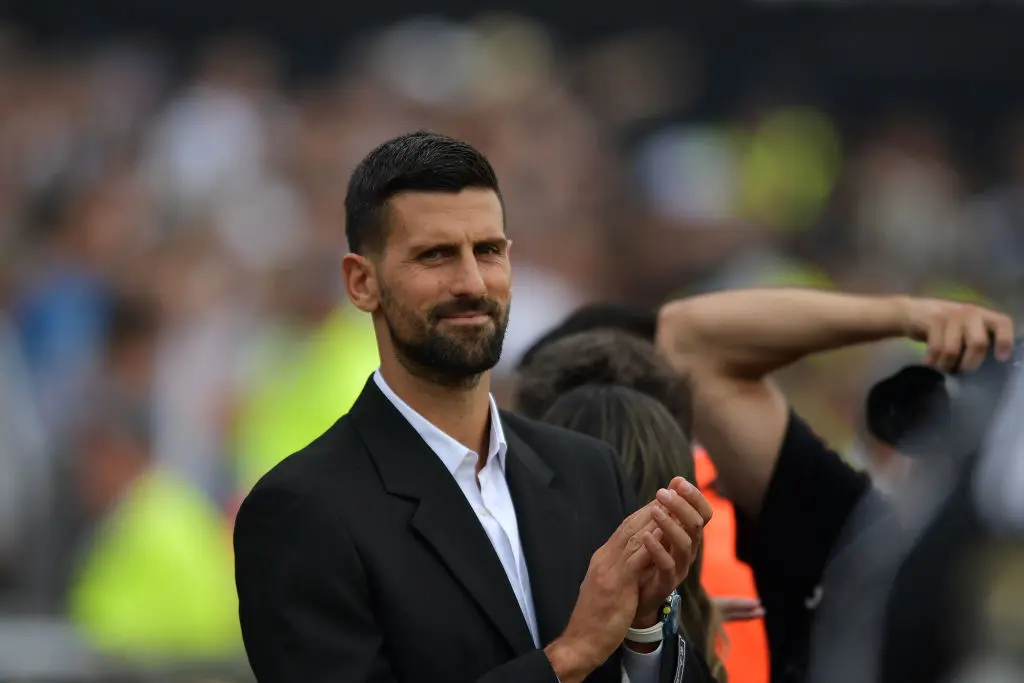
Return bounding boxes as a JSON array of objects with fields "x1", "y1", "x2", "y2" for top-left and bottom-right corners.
[{"x1": 654, "y1": 288, "x2": 1014, "y2": 518}]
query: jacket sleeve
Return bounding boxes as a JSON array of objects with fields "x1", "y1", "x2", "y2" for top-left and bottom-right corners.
[{"x1": 234, "y1": 483, "x2": 565, "y2": 683}]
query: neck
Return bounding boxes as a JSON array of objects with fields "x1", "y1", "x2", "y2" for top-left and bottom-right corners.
[{"x1": 379, "y1": 356, "x2": 493, "y2": 456}]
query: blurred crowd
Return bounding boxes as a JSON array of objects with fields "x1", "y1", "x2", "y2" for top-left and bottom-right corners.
[{"x1": 1, "y1": 11, "x2": 1023, "y2": 673}]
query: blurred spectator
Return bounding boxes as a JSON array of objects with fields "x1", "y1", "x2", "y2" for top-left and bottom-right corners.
[{"x1": 68, "y1": 399, "x2": 243, "y2": 661}]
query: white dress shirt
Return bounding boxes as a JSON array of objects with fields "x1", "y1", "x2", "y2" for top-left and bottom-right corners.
[{"x1": 374, "y1": 371, "x2": 661, "y2": 683}]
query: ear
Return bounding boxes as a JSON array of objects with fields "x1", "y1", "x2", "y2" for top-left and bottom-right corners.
[{"x1": 342, "y1": 253, "x2": 380, "y2": 313}]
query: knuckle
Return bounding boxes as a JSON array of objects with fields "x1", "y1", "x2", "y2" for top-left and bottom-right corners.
[
  {"x1": 624, "y1": 535, "x2": 642, "y2": 554},
  {"x1": 595, "y1": 572, "x2": 617, "y2": 593}
]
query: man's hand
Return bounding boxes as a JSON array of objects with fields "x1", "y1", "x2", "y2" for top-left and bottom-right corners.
[
  {"x1": 632, "y1": 477, "x2": 714, "y2": 629},
  {"x1": 898, "y1": 297, "x2": 1015, "y2": 372},
  {"x1": 544, "y1": 506, "x2": 657, "y2": 683}
]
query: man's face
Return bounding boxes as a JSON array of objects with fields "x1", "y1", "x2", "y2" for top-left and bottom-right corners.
[{"x1": 364, "y1": 189, "x2": 512, "y2": 386}]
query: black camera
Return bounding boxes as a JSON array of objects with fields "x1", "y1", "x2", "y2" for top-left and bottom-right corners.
[{"x1": 866, "y1": 338, "x2": 1022, "y2": 460}]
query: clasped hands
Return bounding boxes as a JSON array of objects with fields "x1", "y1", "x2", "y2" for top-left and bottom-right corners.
[{"x1": 545, "y1": 477, "x2": 713, "y2": 683}]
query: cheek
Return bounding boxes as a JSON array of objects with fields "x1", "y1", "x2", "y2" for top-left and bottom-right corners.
[
  {"x1": 388, "y1": 271, "x2": 444, "y2": 312},
  {"x1": 483, "y1": 264, "x2": 512, "y2": 299}
]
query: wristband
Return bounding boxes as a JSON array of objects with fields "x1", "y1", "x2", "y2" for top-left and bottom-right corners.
[
  {"x1": 625, "y1": 620, "x2": 664, "y2": 643},
  {"x1": 626, "y1": 590, "x2": 679, "y2": 643}
]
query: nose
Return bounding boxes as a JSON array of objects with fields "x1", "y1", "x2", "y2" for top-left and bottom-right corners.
[{"x1": 448, "y1": 250, "x2": 488, "y2": 300}]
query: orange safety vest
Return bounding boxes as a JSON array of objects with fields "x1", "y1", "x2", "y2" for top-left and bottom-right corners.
[{"x1": 695, "y1": 447, "x2": 769, "y2": 683}]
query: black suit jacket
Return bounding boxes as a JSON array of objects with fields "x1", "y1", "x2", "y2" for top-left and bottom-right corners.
[{"x1": 235, "y1": 378, "x2": 707, "y2": 683}]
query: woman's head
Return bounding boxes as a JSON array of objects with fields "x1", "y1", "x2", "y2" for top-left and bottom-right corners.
[
  {"x1": 542, "y1": 384, "x2": 695, "y2": 506},
  {"x1": 542, "y1": 384, "x2": 726, "y2": 681}
]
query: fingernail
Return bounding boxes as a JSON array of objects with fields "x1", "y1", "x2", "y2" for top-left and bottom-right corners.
[
  {"x1": 997, "y1": 347, "x2": 1012, "y2": 361},
  {"x1": 656, "y1": 488, "x2": 674, "y2": 503},
  {"x1": 653, "y1": 504, "x2": 668, "y2": 519}
]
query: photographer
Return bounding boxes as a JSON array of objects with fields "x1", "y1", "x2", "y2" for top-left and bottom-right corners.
[{"x1": 654, "y1": 289, "x2": 1015, "y2": 683}]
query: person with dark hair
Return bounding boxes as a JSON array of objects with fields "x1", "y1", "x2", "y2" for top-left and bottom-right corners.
[
  {"x1": 652, "y1": 289, "x2": 1014, "y2": 683},
  {"x1": 234, "y1": 131, "x2": 713, "y2": 683},
  {"x1": 515, "y1": 330, "x2": 691, "y2": 434},
  {"x1": 543, "y1": 384, "x2": 726, "y2": 683},
  {"x1": 517, "y1": 303, "x2": 659, "y2": 370},
  {"x1": 515, "y1": 329, "x2": 768, "y2": 683}
]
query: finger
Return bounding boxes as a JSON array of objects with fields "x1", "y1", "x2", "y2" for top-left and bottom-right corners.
[
  {"x1": 659, "y1": 487, "x2": 707, "y2": 537},
  {"x1": 715, "y1": 597, "x2": 765, "y2": 620},
  {"x1": 668, "y1": 478, "x2": 713, "y2": 525},
  {"x1": 623, "y1": 540, "x2": 653, "y2": 577},
  {"x1": 653, "y1": 501, "x2": 695, "y2": 568},
  {"x1": 621, "y1": 517, "x2": 660, "y2": 560},
  {"x1": 935, "y1": 316, "x2": 965, "y2": 372},
  {"x1": 960, "y1": 312, "x2": 991, "y2": 372},
  {"x1": 724, "y1": 606, "x2": 765, "y2": 622},
  {"x1": 642, "y1": 530, "x2": 676, "y2": 573},
  {"x1": 724, "y1": 607, "x2": 766, "y2": 622},
  {"x1": 608, "y1": 504, "x2": 655, "y2": 553},
  {"x1": 714, "y1": 597, "x2": 762, "y2": 611},
  {"x1": 923, "y1": 313, "x2": 956, "y2": 368},
  {"x1": 987, "y1": 313, "x2": 1016, "y2": 362}
]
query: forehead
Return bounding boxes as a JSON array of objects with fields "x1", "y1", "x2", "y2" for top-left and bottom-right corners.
[{"x1": 384, "y1": 189, "x2": 505, "y2": 250}]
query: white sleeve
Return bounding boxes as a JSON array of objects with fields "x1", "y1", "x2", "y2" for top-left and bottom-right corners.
[{"x1": 619, "y1": 642, "x2": 663, "y2": 683}]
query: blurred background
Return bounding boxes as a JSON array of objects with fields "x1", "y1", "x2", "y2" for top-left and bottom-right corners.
[{"x1": 0, "y1": 1, "x2": 1023, "y2": 681}]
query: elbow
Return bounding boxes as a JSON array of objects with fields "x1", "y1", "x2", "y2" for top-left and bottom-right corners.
[
  {"x1": 655, "y1": 300, "x2": 701, "y2": 366},
  {"x1": 655, "y1": 300, "x2": 724, "y2": 376},
  {"x1": 656, "y1": 300, "x2": 766, "y2": 383}
]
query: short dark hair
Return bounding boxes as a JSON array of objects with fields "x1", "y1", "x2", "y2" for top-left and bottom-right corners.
[
  {"x1": 516, "y1": 302, "x2": 658, "y2": 369},
  {"x1": 514, "y1": 329, "x2": 692, "y2": 437},
  {"x1": 344, "y1": 131, "x2": 501, "y2": 254}
]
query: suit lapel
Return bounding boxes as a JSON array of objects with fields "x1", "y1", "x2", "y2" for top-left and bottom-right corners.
[
  {"x1": 503, "y1": 420, "x2": 585, "y2": 647},
  {"x1": 348, "y1": 379, "x2": 535, "y2": 655}
]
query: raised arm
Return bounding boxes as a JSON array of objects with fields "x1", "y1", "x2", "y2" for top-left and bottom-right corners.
[{"x1": 654, "y1": 289, "x2": 1014, "y2": 518}]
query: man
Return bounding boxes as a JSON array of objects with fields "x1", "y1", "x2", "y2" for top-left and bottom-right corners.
[
  {"x1": 515, "y1": 321, "x2": 769, "y2": 683},
  {"x1": 653, "y1": 289, "x2": 1014, "y2": 683},
  {"x1": 233, "y1": 131, "x2": 714, "y2": 683}
]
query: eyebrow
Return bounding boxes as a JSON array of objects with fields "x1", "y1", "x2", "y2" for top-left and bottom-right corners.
[{"x1": 409, "y1": 238, "x2": 509, "y2": 255}]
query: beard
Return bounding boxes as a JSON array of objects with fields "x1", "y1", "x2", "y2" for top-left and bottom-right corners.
[{"x1": 380, "y1": 285, "x2": 509, "y2": 388}]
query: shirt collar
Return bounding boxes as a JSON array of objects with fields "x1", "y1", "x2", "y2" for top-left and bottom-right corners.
[{"x1": 373, "y1": 369, "x2": 508, "y2": 475}]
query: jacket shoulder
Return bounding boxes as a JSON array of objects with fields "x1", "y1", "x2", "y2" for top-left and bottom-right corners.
[{"x1": 241, "y1": 414, "x2": 364, "y2": 505}]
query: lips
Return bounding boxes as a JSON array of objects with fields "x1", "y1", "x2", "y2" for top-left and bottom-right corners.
[
  {"x1": 432, "y1": 299, "x2": 499, "y2": 323},
  {"x1": 443, "y1": 312, "x2": 489, "y2": 319},
  {"x1": 440, "y1": 312, "x2": 491, "y2": 324}
]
